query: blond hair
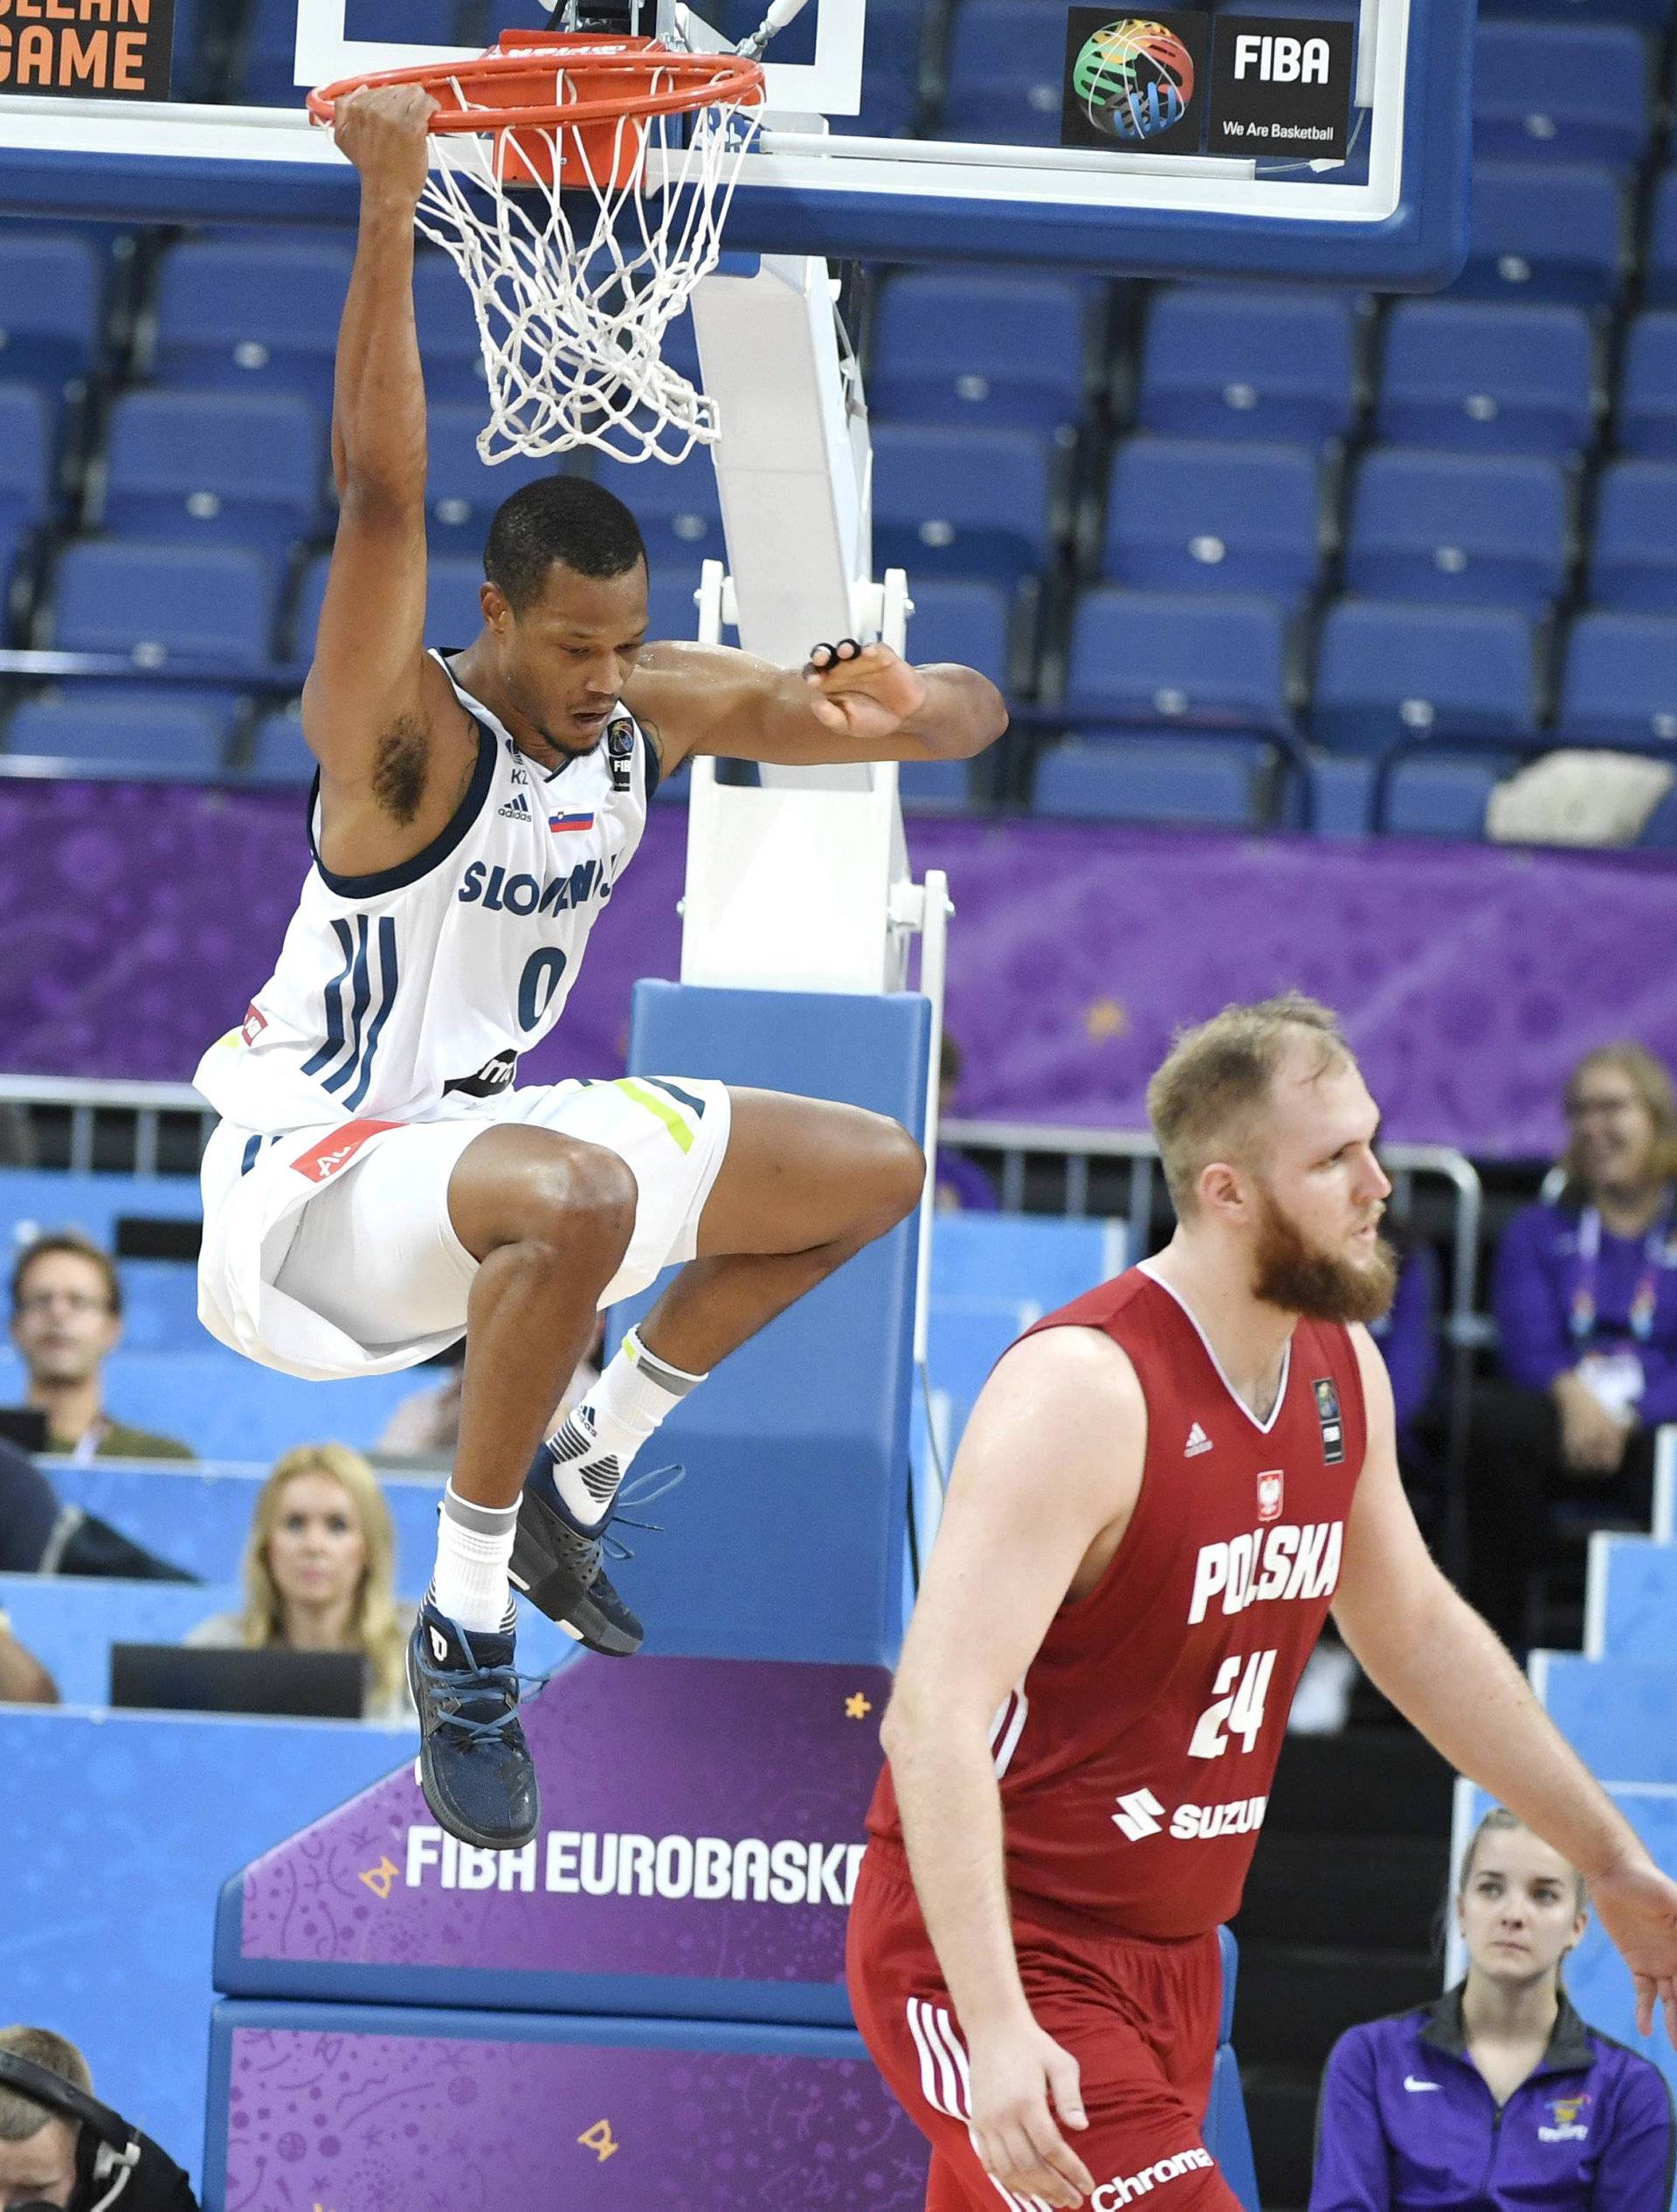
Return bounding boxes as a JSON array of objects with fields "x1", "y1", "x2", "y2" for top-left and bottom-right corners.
[
  {"x1": 1146, "y1": 992, "x2": 1352, "y2": 1216},
  {"x1": 1460, "y1": 1806, "x2": 1588, "y2": 1918},
  {"x1": 238, "y1": 1444, "x2": 407, "y2": 1714},
  {"x1": 1560, "y1": 1042, "x2": 1677, "y2": 1204},
  {"x1": 0, "y1": 2026, "x2": 92, "y2": 2141}
]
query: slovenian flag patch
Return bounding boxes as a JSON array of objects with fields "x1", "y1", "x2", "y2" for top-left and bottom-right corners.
[{"x1": 549, "y1": 810, "x2": 595, "y2": 833}]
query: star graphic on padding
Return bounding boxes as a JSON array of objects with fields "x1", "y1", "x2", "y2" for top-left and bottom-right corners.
[{"x1": 845, "y1": 1692, "x2": 873, "y2": 1719}]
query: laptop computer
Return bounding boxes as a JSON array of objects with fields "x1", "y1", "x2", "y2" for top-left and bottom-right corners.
[{"x1": 109, "y1": 1643, "x2": 365, "y2": 1720}]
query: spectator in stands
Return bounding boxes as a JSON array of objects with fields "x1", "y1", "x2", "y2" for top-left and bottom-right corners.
[
  {"x1": 1467, "y1": 1044, "x2": 1677, "y2": 1647},
  {"x1": 376, "y1": 1323, "x2": 603, "y2": 1459},
  {"x1": 1309, "y1": 1806, "x2": 1675, "y2": 2209},
  {"x1": 934, "y1": 1033, "x2": 998, "y2": 1213},
  {"x1": 0, "y1": 1612, "x2": 55, "y2": 1704},
  {"x1": 8, "y1": 1234, "x2": 193, "y2": 1462},
  {"x1": 186, "y1": 1443, "x2": 412, "y2": 1724},
  {"x1": 0, "y1": 2023, "x2": 198, "y2": 2209}
]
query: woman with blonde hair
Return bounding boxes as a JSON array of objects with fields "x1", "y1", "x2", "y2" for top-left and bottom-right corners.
[
  {"x1": 188, "y1": 1443, "x2": 412, "y2": 1723},
  {"x1": 1467, "y1": 1040, "x2": 1677, "y2": 1648},
  {"x1": 1311, "y1": 1807, "x2": 1674, "y2": 2208}
]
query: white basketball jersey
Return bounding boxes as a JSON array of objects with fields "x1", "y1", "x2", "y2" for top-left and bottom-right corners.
[{"x1": 195, "y1": 651, "x2": 654, "y2": 1134}]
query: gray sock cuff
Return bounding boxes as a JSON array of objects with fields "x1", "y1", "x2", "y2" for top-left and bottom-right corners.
[
  {"x1": 626, "y1": 1326, "x2": 706, "y2": 1398},
  {"x1": 441, "y1": 1482, "x2": 520, "y2": 1535}
]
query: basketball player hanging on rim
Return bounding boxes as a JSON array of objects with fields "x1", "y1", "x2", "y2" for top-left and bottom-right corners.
[
  {"x1": 191, "y1": 86, "x2": 1005, "y2": 1854},
  {"x1": 849, "y1": 995, "x2": 1677, "y2": 2212}
]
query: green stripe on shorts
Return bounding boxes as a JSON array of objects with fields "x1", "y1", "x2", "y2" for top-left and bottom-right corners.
[{"x1": 614, "y1": 1077, "x2": 696, "y2": 1154}]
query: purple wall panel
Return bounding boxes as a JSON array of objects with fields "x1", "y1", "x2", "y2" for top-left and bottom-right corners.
[{"x1": 4, "y1": 779, "x2": 1676, "y2": 1160}]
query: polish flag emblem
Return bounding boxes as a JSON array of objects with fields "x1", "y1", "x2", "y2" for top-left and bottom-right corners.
[{"x1": 1257, "y1": 1469, "x2": 1284, "y2": 1524}]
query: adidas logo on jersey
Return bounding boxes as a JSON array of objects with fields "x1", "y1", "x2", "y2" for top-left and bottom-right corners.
[
  {"x1": 1184, "y1": 1422, "x2": 1212, "y2": 1458},
  {"x1": 498, "y1": 791, "x2": 534, "y2": 821}
]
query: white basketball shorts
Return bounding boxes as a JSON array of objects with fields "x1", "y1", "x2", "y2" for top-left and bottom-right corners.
[{"x1": 197, "y1": 1076, "x2": 731, "y2": 1381}]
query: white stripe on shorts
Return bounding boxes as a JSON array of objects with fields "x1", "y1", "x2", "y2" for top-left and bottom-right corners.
[{"x1": 906, "y1": 1999, "x2": 1050, "y2": 2212}]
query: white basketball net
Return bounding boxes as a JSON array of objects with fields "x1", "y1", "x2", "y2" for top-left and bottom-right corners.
[{"x1": 412, "y1": 55, "x2": 762, "y2": 467}]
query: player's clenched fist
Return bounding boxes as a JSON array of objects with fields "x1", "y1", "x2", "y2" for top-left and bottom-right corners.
[{"x1": 332, "y1": 83, "x2": 439, "y2": 204}]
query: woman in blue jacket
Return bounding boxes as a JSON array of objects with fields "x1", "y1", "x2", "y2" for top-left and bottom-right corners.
[{"x1": 1310, "y1": 1807, "x2": 1675, "y2": 2209}]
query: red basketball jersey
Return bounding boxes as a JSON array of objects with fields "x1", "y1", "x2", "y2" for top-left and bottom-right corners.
[{"x1": 868, "y1": 1262, "x2": 1367, "y2": 1939}]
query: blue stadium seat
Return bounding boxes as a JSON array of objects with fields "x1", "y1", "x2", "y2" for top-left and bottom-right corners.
[
  {"x1": 425, "y1": 556, "x2": 494, "y2": 645},
  {"x1": 1099, "y1": 437, "x2": 1322, "y2": 602},
  {"x1": 1063, "y1": 588, "x2": 1292, "y2": 730},
  {"x1": 872, "y1": 424, "x2": 1057, "y2": 584},
  {"x1": 148, "y1": 238, "x2": 352, "y2": 410},
  {"x1": 425, "y1": 403, "x2": 582, "y2": 556},
  {"x1": 1342, "y1": 449, "x2": 1570, "y2": 612},
  {"x1": 1556, "y1": 611, "x2": 1677, "y2": 744},
  {"x1": 1454, "y1": 162, "x2": 1625, "y2": 308},
  {"x1": 290, "y1": 550, "x2": 332, "y2": 661},
  {"x1": 1137, "y1": 286, "x2": 1358, "y2": 446},
  {"x1": 98, "y1": 389, "x2": 328, "y2": 570},
  {"x1": 1308, "y1": 751, "x2": 1375, "y2": 836},
  {"x1": 0, "y1": 232, "x2": 103, "y2": 393},
  {"x1": 1377, "y1": 301, "x2": 1596, "y2": 456},
  {"x1": 832, "y1": 73, "x2": 921, "y2": 136},
  {"x1": 938, "y1": 3, "x2": 1068, "y2": 144},
  {"x1": 645, "y1": 570, "x2": 704, "y2": 643},
  {"x1": 905, "y1": 579, "x2": 1013, "y2": 688},
  {"x1": 1384, "y1": 754, "x2": 1503, "y2": 838},
  {"x1": 1638, "y1": 171, "x2": 1677, "y2": 308},
  {"x1": 0, "y1": 381, "x2": 51, "y2": 602},
  {"x1": 897, "y1": 756, "x2": 976, "y2": 806},
  {"x1": 1588, "y1": 461, "x2": 1677, "y2": 612},
  {"x1": 868, "y1": 272, "x2": 1088, "y2": 433},
  {"x1": 1473, "y1": 20, "x2": 1651, "y2": 169},
  {"x1": 594, "y1": 447, "x2": 723, "y2": 568},
  {"x1": 413, "y1": 250, "x2": 491, "y2": 409},
  {"x1": 1033, "y1": 734, "x2": 1276, "y2": 826},
  {"x1": 1480, "y1": 0, "x2": 1668, "y2": 25},
  {"x1": 3, "y1": 695, "x2": 225, "y2": 776},
  {"x1": 1311, "y1": 601, "x2": 1538, "y2": 755},
  {"x1": 49, "y1": 541, "x2": 277, "y2": 668},
  {"x1": 243, "y1": 704, "x2": 312, "y2": 784},
  {"x1": 1618, "y1": 312, "x2": 1677, "y2": 458}
]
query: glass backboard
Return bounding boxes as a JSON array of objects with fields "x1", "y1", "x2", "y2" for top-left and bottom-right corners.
[{"x1": 0, "y1": 0, "x2": 1471, "y2": 283}]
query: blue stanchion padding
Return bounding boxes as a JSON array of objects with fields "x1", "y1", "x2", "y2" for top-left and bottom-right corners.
[
  {"x1": 1458, "y1": 1783, "x2": 1677, "y2": 2208},
  {"x1": 0, "y1": 1166, "x2": 204, "y2": 1247},
  {"x1": 930, "y1": 1211, "x2": 1126, "y2": 1311},
  {"x1": 1218, "y1": 1924, "x2": 1239, "y2": 2043},
  {"x1": 0, "y1": 1705, "x2": 408, "y2": 2188},
  {"x1": 1206, "y1": 2043, "x2": 1261, "y2": 2212},
  {"x1": 40, "y1": 1456, "x2": 444, "y2": 1588},
  {"x1": 0, "y1": 1572, "x2": 239, "y2": 1704},
  {"x1": 1533, "y1": 1650, "x2": 1677, "y2": 1785},
  {"x1": 203, "y1": 1999, "x2": 932, "y2": 2212},
  {"x1": 1588, "y1": 1535, "x2": 1677, "y2": 1663},
  {"x1": 0, "y1": 1343, "x2": 424, "y2": 1461},
  {"x1": 610, "y1": 983, "x2": 928, "y2": 1667}
]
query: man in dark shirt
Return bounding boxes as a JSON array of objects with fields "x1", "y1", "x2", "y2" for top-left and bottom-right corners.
[
  {"x1": 1468, "y1": 1043, "x2": 1677, "y2": 1646},
  {"x1": 0, "y1": 2027, "x2": 199, "y2": 2211}
]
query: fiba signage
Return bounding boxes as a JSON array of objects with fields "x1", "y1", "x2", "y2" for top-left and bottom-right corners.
[
  {"x1": 0, "y1": 0, "x2": 173, "y2": 96},
  {"x1": 1061, "y1": 7, "x2": 1350, "y2": 162},
  {"x1": 1061, "y1": 9, "x2": 1209, "y2": 157},
  {"x1": 1209, "y1": 12, "x2": 1354, "y2": 159}
]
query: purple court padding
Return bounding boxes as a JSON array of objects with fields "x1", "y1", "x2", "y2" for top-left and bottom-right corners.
[
  {"x1": 207, "y1": 2007, "x2": 930, "y2": 2211},
  {"x1": 217, "y1": 1656, "x2": 893, "y2": 2024}
]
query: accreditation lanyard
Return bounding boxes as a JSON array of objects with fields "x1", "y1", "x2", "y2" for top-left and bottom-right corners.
[{"x1": 1570, "y1": 1198, "x2": 1675, "y2": 1347}]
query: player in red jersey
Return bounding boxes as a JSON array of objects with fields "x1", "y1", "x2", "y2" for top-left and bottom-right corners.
[{"x1": 847, "y1": 993, "x2": 1677, "y2": 2212}]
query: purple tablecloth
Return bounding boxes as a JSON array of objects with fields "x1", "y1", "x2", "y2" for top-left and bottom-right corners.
[{"x1": 5, "y1": 780, "x2": 1674, "y2": 1161}]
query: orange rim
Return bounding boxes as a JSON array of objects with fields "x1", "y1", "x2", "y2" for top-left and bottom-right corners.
[{"x1": 306, "y1": 38, "x2": 766, "y2": 135}]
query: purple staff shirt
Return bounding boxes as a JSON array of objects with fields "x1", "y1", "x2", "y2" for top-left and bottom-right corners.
[
  {"x1": 1309, "y1": 1987, "x2": 1675, "y2": 2211},
  {"x1": 1493, "y1": 1194, "x2": 1677, "y2": 1428}
]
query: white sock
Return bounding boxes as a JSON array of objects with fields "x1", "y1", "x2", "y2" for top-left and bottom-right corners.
[
  {"x1": 549, "y1": 1326, "x2": 706, "y2": 1528},
  {"x1": 428, "y1": 1483, "x2": 519, "y2": 1636}
]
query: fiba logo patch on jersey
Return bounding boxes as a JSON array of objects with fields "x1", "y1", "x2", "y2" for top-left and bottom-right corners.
[
  {"x1": 1256, "y1": 1469, "x2": 1283, "y2": 1524},
  {"x1": 1313, "y1": 1377, "x2": 1345, "y2": 1463},
  {"x1": 606, "y1": 715, "x2": 636, "y2": 793}
]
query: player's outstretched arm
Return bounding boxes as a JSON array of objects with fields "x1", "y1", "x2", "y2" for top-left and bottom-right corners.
[
  {"x1": 622, "y1": 637, "x2": 1007, "y2": 773},
  {"x1": 301, "y1": 86, "x2": 447, "y2": 791},
  {"x1": 1332, "y1": 1329, "x2": 1677, "y2": 2043},
  {"x1": 881, "y1": 1327, "x2": 1144, "y2": 2210}
]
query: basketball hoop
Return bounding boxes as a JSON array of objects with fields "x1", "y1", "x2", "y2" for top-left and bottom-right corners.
[{"x1": 308, "y1": 34, "x2": 767, "y2": 466}]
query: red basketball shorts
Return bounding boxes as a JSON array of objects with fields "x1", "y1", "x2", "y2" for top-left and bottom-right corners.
[{"x1": 846, "y1": 1841, "x2": 1246, "y2": 2212}]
